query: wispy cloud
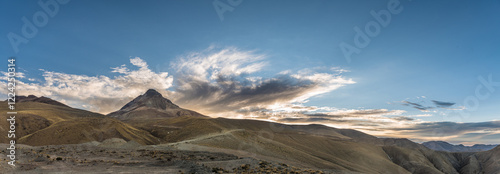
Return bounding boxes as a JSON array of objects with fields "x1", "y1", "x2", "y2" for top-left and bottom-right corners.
[
  {"x1": 1, "y1": 46, "x2": 496, "y2": 145},
  {"x1": 431, "y1": 100, "x2": 455, "y2": 108},
  {"x1": 170, "y1": 46, "x2": 355, "y2": 116},
  {"x1": 402, "y1": 100, "x2": 434, "y2": 111},
  {"x1": 386, "y1": 121, "x2": 500, "y2": 145},
  {"x1": 399, "y1": 98, "x2": 465, "y2": 112},
  {"x1": 0, "y1": 57, "x2": 173, "y2": 113},
  {"x1": 230, "y1": 106, "x2": 414, "y2": 133},
  {"x1": 0, "y1": 47, "x2": 354, "y2": 116}
]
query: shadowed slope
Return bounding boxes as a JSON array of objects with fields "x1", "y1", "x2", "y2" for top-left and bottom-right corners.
[
  {"x1": 129, "y1": 115, "x2": 500, "y2": 173},
  {"x1": 475, "y1": 145, "x2": 500, "y2": 174},
  {"x1": 130, "y1": 117, "x2": 413, "y2": 173},
  {"x1": 4, "y1": 91, "x2": 500, "y2": 173}
]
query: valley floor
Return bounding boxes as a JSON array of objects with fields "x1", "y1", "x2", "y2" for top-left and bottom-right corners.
[{"x1": 0, "y1": 142, "x2": 331, "y2": 174}]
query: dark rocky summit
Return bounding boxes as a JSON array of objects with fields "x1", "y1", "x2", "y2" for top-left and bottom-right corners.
[{"x1": 107, "y1": 89, "x2": 204, "y2": 121}]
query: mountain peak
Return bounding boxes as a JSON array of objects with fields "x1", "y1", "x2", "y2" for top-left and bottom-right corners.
[
  {"x1": 118, "y1": 89, "x2": 178, "y2": 111},
  {"x1": 108, "y1": 89, "x2": 205, "y2": 120},
  {"x1": 144, "y1": 89, "x2": 162, "y2": 97}
]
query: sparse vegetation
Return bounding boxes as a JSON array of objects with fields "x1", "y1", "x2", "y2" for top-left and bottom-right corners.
[{"x1": 1, "y1": 93, "x2": 499, "y2": 173}]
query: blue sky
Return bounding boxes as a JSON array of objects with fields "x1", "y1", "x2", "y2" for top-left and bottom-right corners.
[{"x1": 1, "y1": 0, "x2": 499, "y2": 144}]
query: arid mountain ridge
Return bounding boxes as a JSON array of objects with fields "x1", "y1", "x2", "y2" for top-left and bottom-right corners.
[
  {"x1": 14, "y1": 95, "x2": 69, "y2": 108},
  {"x1": 2, "y1": 89, "x2": 499, "y2": 174}
]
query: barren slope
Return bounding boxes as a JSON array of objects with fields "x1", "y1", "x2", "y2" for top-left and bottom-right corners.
[
  {"x1": 0, "y1": 99, "x2": 158, "y2": 146},
  {"x1": 4, "y1": 91, "x2": 499, "y2": 173},
  {"x1": 18, "y1": 117, "x2": 159, "y2": 146},
  {"x1": 0, "y1": 100, "x2": 103, "y2": 143},
  {"x1": 130, "y1": 117, "x2": 414, "y2": 173}
]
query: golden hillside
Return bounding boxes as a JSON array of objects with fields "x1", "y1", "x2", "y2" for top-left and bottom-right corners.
[{"x1": 0, "y1": 100, "x2": 158, "y2": 146}]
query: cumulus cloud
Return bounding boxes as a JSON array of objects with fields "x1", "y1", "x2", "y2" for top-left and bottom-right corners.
[
  {"x1": 0, "y1": 57, "x2": 173, "y2": 113},
  {"x1": 169, "y1": 46, "x2": 356, "y2": 116},
  {"x1": 0, "y1": 47, "x2": 355, "y2": 117},
  {"x1": 2, "y1": 46, "x2": 496, "y2": 145}
]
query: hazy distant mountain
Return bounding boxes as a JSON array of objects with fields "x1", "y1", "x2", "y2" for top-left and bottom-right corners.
[
  {"x1": 107, "y1": 89, "x2": 205, "y2": 121},
  {"x1": 423, "y1": 141, "x2": 498, "y2": 152}
]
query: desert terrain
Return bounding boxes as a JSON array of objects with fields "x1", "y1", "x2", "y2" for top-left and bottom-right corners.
[{"x1": 1, "y1": 90, "x2": 499, "y2": 174}]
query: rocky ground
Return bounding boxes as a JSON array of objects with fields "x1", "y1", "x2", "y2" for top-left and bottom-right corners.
[{"x1": 0, "y1": 139, "x2": 327, "y2": 174}]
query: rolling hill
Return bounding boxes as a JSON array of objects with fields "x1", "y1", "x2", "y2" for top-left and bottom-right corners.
[
  {"x1": 0, "y1": 96, "x2": 158, "y2": 146},
  {"x1": 1, "y1": 89, "x2": 499, "y2": 173}
]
